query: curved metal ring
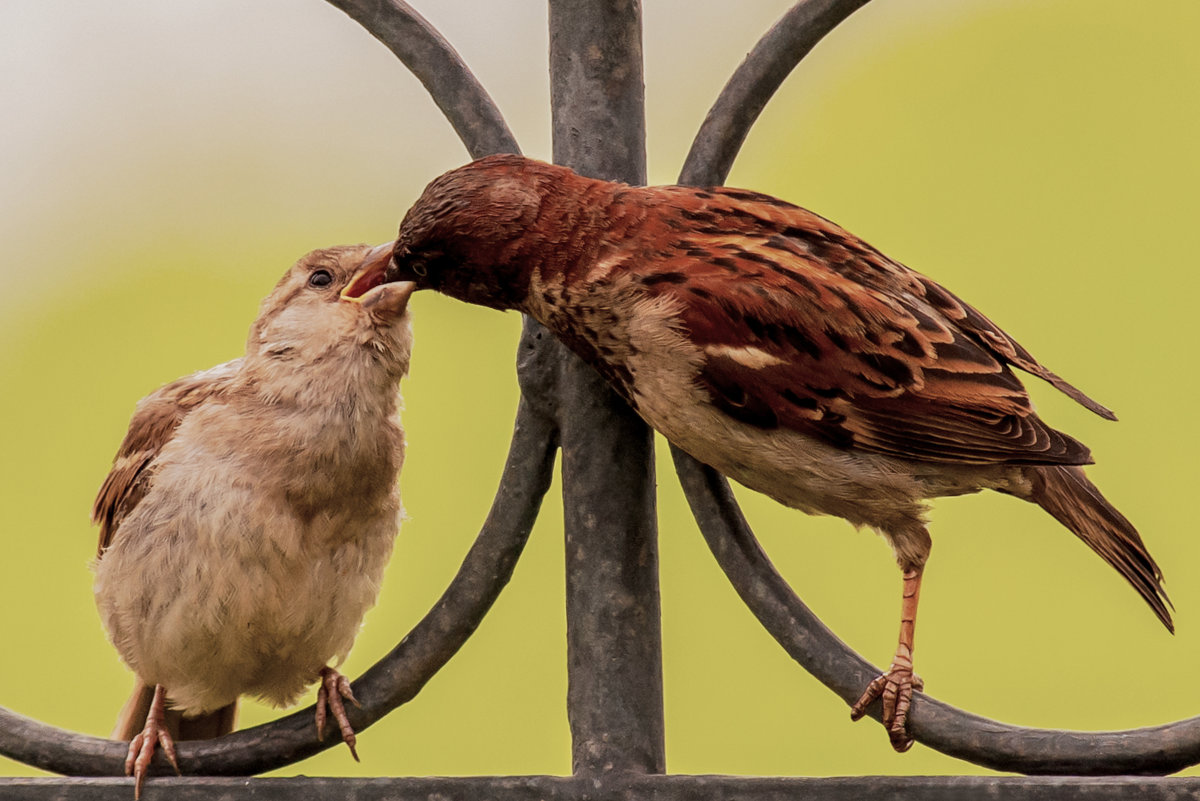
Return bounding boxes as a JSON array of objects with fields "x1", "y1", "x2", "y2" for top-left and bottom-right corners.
[
  {"x1": 673, "y1": 448, "x2": 1200, "y2": 774},
  {"x1": 674, "y1": 0, "x2": 1200, "y2": 774},
  {"x1": 0, "y1": 0, "x2": 532, "y2": 777},
  {"x1": 678, "y1": 0, "x2": 872, "y2": 188},
  {"x1": 0, "y1": 399, "x2": 557, "y2": 776},
  {"x1": 326, "y1": 0, "x2": 520, "y2": 159}
]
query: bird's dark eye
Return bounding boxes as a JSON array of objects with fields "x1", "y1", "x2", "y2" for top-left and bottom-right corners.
[
  {"x1": 309, "y1": 269, "x2": 334, "y2": 288},
  {"x1": 410, "y1": 261, "x2": 428, "y2": 278}
]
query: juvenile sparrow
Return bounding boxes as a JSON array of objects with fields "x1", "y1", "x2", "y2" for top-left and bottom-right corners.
[
  {"x1": 364, "y1": 154, "x2": 1171, "y2": 752},
  {"x1": 93, "y1": 244, "x2": 414, "y2": 796}
]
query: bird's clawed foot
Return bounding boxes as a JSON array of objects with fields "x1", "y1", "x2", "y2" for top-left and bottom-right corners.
[
  {"x1": 315, "y1": 666, "x2": 361, "y2": 761},
  {"x1": 125, "y1": 684, "x2": 180, "y2": 799},
  {"x1": 850, "y1": 663, "x2": 923, "y2": 752}
]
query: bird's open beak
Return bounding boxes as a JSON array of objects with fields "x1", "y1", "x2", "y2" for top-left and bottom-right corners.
[{"x1": 342, "y1": 243, "x2": 415, "y2": 317}]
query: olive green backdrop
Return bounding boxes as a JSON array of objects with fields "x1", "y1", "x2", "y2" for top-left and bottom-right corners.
[{"x1": 2, "y1": 0, "x2": 1198, "y2": 780}]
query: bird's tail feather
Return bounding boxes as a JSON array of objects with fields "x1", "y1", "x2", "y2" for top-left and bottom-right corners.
[
  {"x1": 1024, "y1": 465, "x2": 1173, "y2": 632},
  {"x1": 113, "y1": 682, "x2": 238, "y2": 742}
]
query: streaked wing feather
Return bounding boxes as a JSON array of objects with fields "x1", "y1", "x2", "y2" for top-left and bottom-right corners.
[
  {"x1": 93, "y1": 360, "x2": 240, "y2": 556},
  {"x1": 640, "y1": 186, "x2": 1100, "y2": 465}
]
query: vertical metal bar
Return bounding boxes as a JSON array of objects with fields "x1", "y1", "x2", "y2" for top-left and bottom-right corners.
[
  {"x1": 549, "y1": 0, "x2": 647, "y2": 181},
  {"x1": 546, "y1": 0, "x2": 665, "y2": 777}
]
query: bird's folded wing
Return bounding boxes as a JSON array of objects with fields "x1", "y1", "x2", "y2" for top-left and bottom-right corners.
[
  {"x1": 645, "y1": 188, "x2": 1105, "y2": 465},
  {"x1": 92, "y1": 359, "x2": 242, "y2": 556}
]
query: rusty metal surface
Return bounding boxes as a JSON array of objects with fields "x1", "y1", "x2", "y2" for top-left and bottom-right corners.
[
  {"x1": 547, "y1": 0, "x2": 666, "y2": 777},
  {"x1": 6, "y1": 775, "x2": 1200, "y2": 801}
]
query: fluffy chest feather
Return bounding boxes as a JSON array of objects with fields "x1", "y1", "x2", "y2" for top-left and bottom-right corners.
[{"x1": 93, "y1": 386, "x2": 404, "y2": 713}]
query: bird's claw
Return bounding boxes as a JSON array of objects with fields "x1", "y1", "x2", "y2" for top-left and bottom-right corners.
[
  {"x1": 125, "y1": 686, "x2": 180, "y2": 800},
  {"x1": 315, "y1": 667, "x2": 361, "y2": 761},
  {"x1": 850, "y1": 663, "x2": 922, "y2": 752}
]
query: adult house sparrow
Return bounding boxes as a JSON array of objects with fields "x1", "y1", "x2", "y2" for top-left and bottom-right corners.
[
  {"x1": 92, "y1": 244, "x2": 414, "y2": 796},
  {"x1": 362, "y1": 154, "x2": 1171, "y2": 752}
]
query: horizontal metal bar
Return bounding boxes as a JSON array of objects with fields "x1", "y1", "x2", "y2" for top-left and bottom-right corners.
[{"x1": 6, "y1": 774, "x2": 1200, "y2": 801}]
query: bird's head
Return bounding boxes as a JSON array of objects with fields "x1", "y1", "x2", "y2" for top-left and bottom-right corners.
[
  {"x1": 384, "y1": 155, "x2": 565, "y2": 311},
  {"x1": 248, "y1": 244, "x2": 415, "y2": 379}
]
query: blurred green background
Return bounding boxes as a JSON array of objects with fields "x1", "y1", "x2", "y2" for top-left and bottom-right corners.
[{"x1": 2, "y1": 0, "x2": 1199, "y2": 780}]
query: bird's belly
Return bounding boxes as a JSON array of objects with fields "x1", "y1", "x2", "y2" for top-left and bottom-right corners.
[
  {"x1": 654, "y1": 404, "x2": 921, "y2": 521},
  {"x1": 94, "y1": 473, "x2": 399, "y2": 714},
  {"x1": 623, "y1": 354, "x2": 950, "y2": 530}
]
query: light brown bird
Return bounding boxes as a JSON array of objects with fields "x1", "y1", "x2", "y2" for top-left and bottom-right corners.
[
  {"x1": 364, "y1": 154, "x2": 1171, "y2": 751},
  {"x1": 92, "y1": 244, "x2": 414, "y2": 796}
]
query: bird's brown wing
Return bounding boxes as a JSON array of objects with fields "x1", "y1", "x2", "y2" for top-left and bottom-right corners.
[
  {"x1": 92, "y1": 360, "x2": 241, "y2": 557},
  {"x1": 642, "y1": 186, "x2": 1109, "y2": 465}
]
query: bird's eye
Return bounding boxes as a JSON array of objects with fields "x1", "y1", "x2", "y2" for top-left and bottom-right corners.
[
  {"x1": 308, "y1": 269, "x2": 334, "y2": 288},
  {"x1": 410, "y1": 261, "x2": 428, "y2": 278}
]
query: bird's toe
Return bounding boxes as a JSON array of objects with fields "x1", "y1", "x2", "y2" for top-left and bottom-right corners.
[
  {"x1": 315, "y1": 667, "x2": 361, "y2": 761},
  {"x1": 851, "y1": 663, "x2": 920, "y2": 753}
]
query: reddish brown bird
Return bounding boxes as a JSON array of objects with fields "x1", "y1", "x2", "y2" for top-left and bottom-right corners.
[
  {"x1": 93, "y1": 244, "x2": 414, "y2": 797},
  {"x1": 360, "y1": 154, "x2": 1171, "y2": 751}
]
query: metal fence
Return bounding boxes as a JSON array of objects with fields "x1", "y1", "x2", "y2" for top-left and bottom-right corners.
[{"x1": 4, "y1": 1, "x2": 1200, "y2": 798}]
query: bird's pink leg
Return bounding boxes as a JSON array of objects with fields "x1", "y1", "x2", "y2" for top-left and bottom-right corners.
[
  {"x1": 315, "y1": 666, "x2": 361, "y2": 761},
  {"x1": 850, "y1": 566, "x2": 924, "y2": 752},
  {"x1": 124, "y1": 684, "x2": 180, "y2": 799}
]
